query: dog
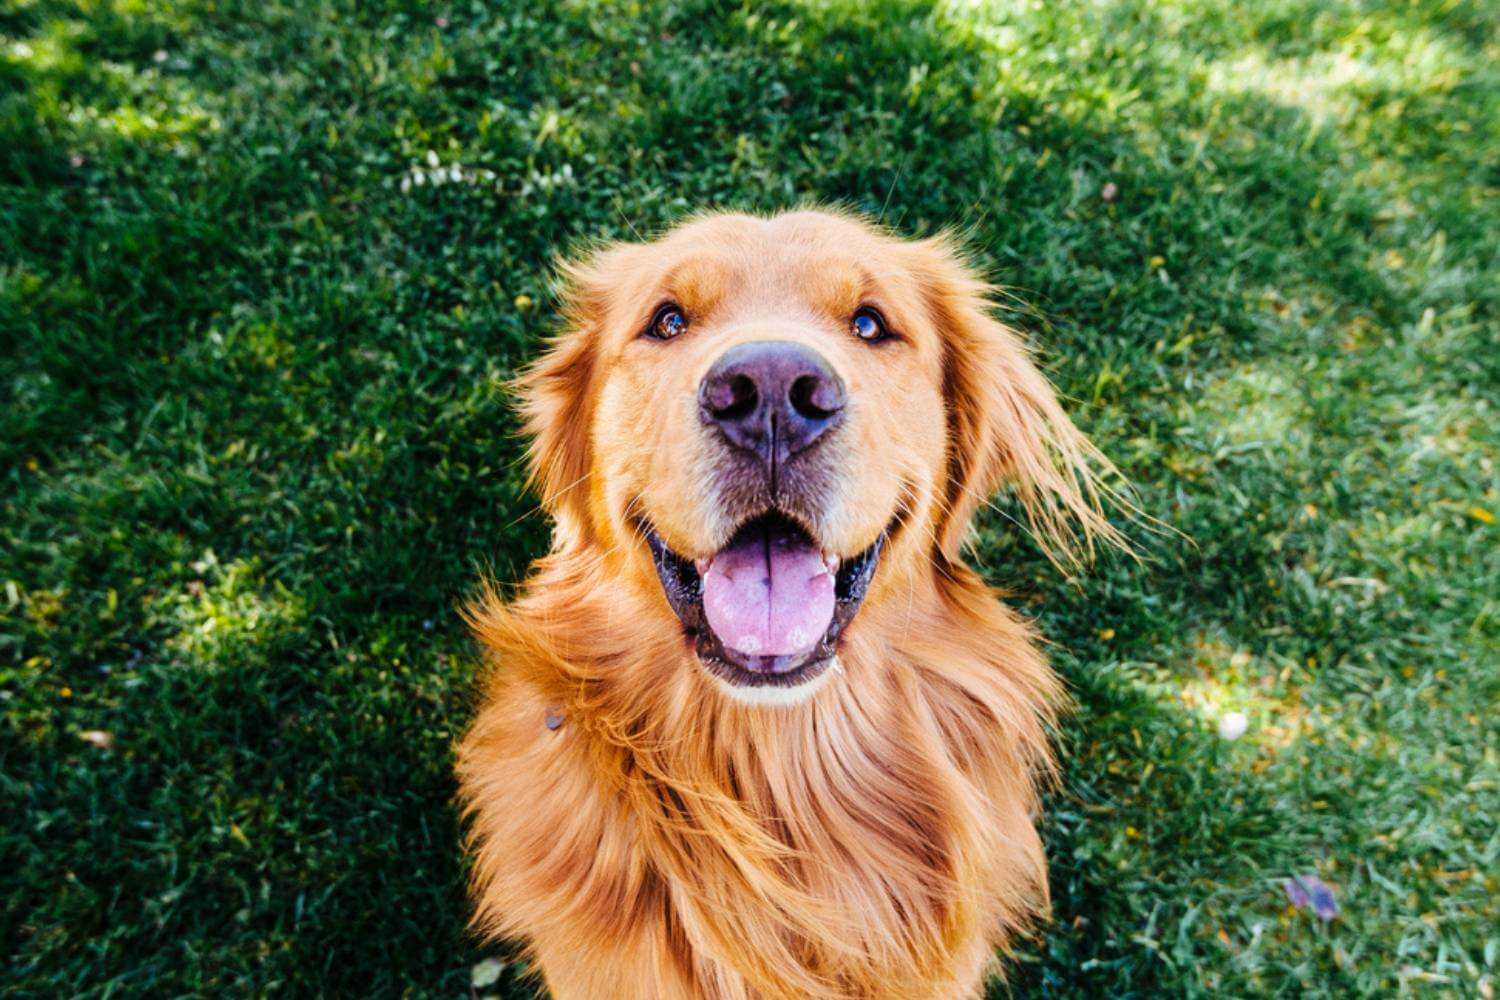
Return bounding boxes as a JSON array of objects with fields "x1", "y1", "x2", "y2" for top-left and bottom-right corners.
[{"x1": 456, "y1": 209, "x2": 1124, "y2": 999}]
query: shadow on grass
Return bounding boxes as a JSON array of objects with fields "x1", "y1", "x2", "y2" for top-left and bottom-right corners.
[{"x1": 2, "y1": 0, "x2": 1492, "y2": 996}]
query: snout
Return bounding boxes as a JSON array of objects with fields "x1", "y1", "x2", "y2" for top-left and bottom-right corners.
[{"x1": 698, "y1": 340, "x2": 845, "y2": 474}]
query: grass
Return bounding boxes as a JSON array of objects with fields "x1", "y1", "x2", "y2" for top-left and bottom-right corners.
[{"x1": 2, "y1": 0, "x2": 1495, "y2": 995}]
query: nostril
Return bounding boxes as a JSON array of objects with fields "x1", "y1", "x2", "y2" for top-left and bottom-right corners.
[
  {"x1": 709, "y1": 374, "x2": 759, "y2": 421},
  {"x1": 788, "y1": 374, "x2": 841, "y2": 420}
]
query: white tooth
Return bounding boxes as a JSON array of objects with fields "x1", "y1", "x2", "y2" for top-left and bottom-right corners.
[
  {"x1": 823, "y1": 552, "x2": 841, "y2": 573},
  {"x1": 695, "y1": 558, "x2": 710, "y2": 575}
]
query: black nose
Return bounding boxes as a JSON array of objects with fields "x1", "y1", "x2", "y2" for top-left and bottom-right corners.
[{"x1": 699, "y1": 340, "x2": 846, "y2": 473}]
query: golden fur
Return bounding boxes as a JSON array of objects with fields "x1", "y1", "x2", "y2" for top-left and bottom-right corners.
[{"x1": 456, "y1": 210, "x2": 1121, "y2": 999}]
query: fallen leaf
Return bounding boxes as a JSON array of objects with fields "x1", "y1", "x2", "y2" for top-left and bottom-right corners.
[
  {"x1": 472, "y1": 957, "x2": 505, "y2": 988},
  {"x1": 1284, "y1": 874, "x2": 1338, "y2": 921}
]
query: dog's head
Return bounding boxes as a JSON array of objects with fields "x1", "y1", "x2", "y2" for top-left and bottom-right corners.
[{"x1": 518, "y1": 210, "x2": 1118, "y2": 704}]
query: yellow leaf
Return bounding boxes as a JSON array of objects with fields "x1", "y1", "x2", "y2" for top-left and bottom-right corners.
[{"x1": 1468, "y1": 506, "x2": 1494, "y2": 524}]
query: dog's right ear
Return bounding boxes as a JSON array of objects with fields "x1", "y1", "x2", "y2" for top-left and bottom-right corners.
[
  {"x1": 513, "y1": 248, "x2": 627, "y2": 547},
  {"x1": 909, "y1": 234, "x2": 1130, "y2": 568}
]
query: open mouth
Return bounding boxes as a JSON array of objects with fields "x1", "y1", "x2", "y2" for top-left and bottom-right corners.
[{"x1": 645, "y1": 512, "x2": 885, "y2": 691}]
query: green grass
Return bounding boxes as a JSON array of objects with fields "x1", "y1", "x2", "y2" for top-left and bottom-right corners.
[{"x1": 2, "y1": 0, "x2": 1496, "y2": 995}]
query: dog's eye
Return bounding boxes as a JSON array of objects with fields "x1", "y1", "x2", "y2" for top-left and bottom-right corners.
[
  {"x1": 646, "y1": 304, "x2": 688, "y2": 340},
  {"x1": 851, "y1": 307, "x2": 889, "y2": 343}
]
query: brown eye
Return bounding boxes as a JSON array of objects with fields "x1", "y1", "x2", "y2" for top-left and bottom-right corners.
[
  {"x1": 647, "y1": 303, "x2": 687, "y2": 340},
  {"x1": 852, "y1": 307, "x2": 888, "y2": 343}
]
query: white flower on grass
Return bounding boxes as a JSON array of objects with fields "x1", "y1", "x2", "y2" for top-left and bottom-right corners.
[
  {"x1": 517, "y1": 162, "x2": 574, "y2": 197},
  {"x1": 397, "y1": 154, "x2": 507, "y2": 196},
  {"x1": 1217, "y1": 711, "x2": 1248, "y2": 740}
]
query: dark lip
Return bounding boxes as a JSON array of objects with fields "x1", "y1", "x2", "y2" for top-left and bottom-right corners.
[{"x1": 644, "y1": 512, "x2": 888, "y2": 690}]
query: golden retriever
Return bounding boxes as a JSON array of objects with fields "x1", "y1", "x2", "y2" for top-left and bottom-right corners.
[{"x1": 456, "y1": 209, "x2": 1123, "y2": 999}]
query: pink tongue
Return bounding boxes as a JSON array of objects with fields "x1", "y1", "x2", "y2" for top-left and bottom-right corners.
[{"x1": 702, "y1": 525, "x2": 835, "y2": 658}]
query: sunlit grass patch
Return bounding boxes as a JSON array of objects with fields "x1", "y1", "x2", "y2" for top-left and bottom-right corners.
[
  {"x1": 1198, "y1": 367, "x2": 1308, "y2": 452},
  {"x1": 163, "y1": 553, "x2": 308, "y2": 671}
]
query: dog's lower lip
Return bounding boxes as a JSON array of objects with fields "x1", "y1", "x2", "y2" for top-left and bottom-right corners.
[{"x1": 643, "y1": 513, "x2": 885, "y2": 689}]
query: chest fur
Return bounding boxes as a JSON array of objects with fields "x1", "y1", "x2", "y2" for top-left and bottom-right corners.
[{"x1": 458, "y1": 673, "x2": 1046, "y2": 999}]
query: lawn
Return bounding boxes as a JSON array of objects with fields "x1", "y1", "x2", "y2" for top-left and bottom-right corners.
[{"x1": 2, "y1": 0, "x2": 1496, "y2": 995}]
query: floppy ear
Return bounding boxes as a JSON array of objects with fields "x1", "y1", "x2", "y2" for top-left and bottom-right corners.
[
  {"x1": 914, "y1": 235, "x2": 1126, "y2": 566},
  {"x1": 513, "y1": 250, "x2": 621, "y2": 547}
]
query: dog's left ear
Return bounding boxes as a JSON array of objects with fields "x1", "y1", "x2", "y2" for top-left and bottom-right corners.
[
  {"x1": 513, "y1": 247, "x2": 631, "y2": 547},
  {"x1": 911, "y1": 235, "x2": 1127, "y2": 566}
]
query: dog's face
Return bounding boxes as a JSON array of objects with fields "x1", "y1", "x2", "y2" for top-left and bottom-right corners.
[{"x1": 520, "y1": 211, "x2": 1114, "y2": 704}]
